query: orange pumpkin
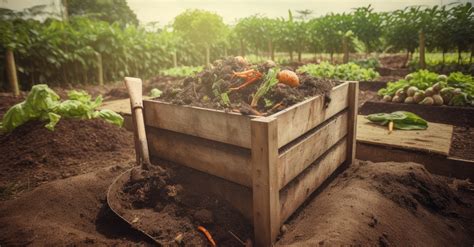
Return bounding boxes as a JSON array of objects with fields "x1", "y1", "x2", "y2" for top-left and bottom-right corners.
[{"x1": 277, "y1": 70, "x2": 300, "y2": 87}]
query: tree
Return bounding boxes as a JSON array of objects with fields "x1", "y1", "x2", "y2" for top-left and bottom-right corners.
[
  {"x1": 67, "y1": 0, "x2": 138, "y2": 26},
  {"x1": 173, "y1": 9, "x2": 225, "y2": 65},
  {"x1": 352, "y1": 5, "x2": 383, "y2": 54}
]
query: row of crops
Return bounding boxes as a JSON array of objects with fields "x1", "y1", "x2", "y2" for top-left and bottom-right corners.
[{"x1": 0, "y1": 3, "x2": 473, "y2": 89}]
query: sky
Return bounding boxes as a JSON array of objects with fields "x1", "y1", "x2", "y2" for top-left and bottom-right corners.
[{"x1": 1, "y1": 0, "x2": 470, "y2": 25}]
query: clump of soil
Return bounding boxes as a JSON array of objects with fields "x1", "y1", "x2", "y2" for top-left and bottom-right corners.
[
  {"x1": 114, "y1": 166, "x2": 252, "y2": 246},
  {"x1": 158, "y1": 57, "x2": 338, "y2": 115},
  {"x1": 0, "y1": 118, "x2": 135, "y2": 199},
  {"x1": 277, "y1": 160, "x2": 474, "y2": 246}
]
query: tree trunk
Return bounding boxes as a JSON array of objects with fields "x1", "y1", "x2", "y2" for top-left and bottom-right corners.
[
  {"x1": 442, "y1": 51, "x2": 445, "y2": 65},
  {"x1": 96, "y1": 52, "x2": 104, "y2": 86},
  {"x1": 172, "y1": 51, "x2": 178, "y2": 67},
  {"x1": 205, "y1": 45, "x2": 210, "y2": 65},
  {"x1": 403, "y1": 50, "x2": 410, "y2": 68},
  {"x1": 289, "y1": 51, "x2": 293, "y2": 61},
  {"x1": 268, "y1": 40, "x2": 274, "y2": 60},
  {"x1": 458, "y1": 47, "x2": 462, "y2": 64},
  {"x1": 224, "y1": 47, "x2": 228, "y2": 57},
  {"x1": 240, "y1": 39, "x2": 245, "y2": 57},
  {"x1": 342, "y1": 36, "x2": 349, "y2": 64},
  {"x1": 62, "y1": 0, "x2": 69, "y2": 21},
  {"x1": 330, "y1": 52, "x2": 334, "y2": 64},
  {"x1": 470, "y1": 45, "x2": 473, "y2": 64},
  {"x1": 419, "y1": 30, "x2": 426, "y2": 69},
  {"x1": 6, "y1": 49, "x2": 20, "y2": 96},
  {"x1": 298, "y1": 51, "x2": 302, "y2": 62}
]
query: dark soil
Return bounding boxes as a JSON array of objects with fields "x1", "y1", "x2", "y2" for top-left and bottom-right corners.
[
  {"x1": 450, "y1": 126, "x2": 474, "y2": 160},
  {"x1": 112, "y1": 164, "x2": 253, "y2": 246},
  {"x1": 0, "y1": 118, "x2": 136, "y2": 200},
  {"x1": 158, "y1": 57, "x2": 337, "y2": 115},
  {"x1": 277, "y1": 160, "x2": 474, "y2": 246}
]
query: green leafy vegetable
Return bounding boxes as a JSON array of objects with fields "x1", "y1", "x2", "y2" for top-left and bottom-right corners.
[
  {"x1": 251, "y1": 68, "x2": 280, "y2": 107},
  {"x1": 150, "y1": 88, "x2": 163, "y2": 98},
  {"x1": 366, "y1": 111, "x2": 428, "y2": 130},
  {"x1": 297, "y1": 62, "x2": 379, "y2": 81},
  {"x1": 0, "y1": 84, "x2": 123, "y2": 133}
]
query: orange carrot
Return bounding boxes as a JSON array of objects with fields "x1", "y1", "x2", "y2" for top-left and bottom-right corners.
[
  {"x1": 198, "y1": 226, "x2": 217, "y2": 247},
  {"x1": 277, "y1": 70, "x2": 299, "y2": 87}
]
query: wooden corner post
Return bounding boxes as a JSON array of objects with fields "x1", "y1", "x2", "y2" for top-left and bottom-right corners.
[
  {"x1": 346, "y1": 81, "x2": 359, "y2": 166},
  {"x1": 251, "y1": 117, "x2": 280, "y2": 247}
]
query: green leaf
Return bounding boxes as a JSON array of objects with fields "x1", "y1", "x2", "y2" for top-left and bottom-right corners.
[
  {"x1": 150, "y1": 88, "x2": 163, "y2": 98},
  {"x1": 366, "y1": 111, "x2": 428, "y2": 130}
]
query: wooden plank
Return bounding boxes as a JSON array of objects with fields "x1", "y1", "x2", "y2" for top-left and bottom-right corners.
[
  {"x1": 144, "y1": 100, "x2": 252, "y2": 148},
  {"x1": 147, "y1": 127, "x2": 252, "y2": 187},
  {"x1": 279, "y1": 139, "x2": 347, "y2": 224},
  {"x1": 278, "y1": 112, "x2": 348, "y2": 189},
  {"x1": 251, "y1": 117, "x2": 280, "y2": 247},
  {"x1": 346, "y1": 81, "x2": 359, "y2": 165},
  {"x1": 273, "y1": 82, "x2": 349, "y2": 148},
  {"x1": 357, "y1": 115, "x2": 453, "y2": 155},
  {"x1": 99, "y1": 97, "x2": 153, "y2": 115}
]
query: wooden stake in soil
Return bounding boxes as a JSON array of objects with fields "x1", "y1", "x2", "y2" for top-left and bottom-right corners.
[
  {"x1": 6, "y1": 49, "x2": 20, "y2": 96},
  {"x1": 251, "y1": 117, "x2": 280, "y2": 247}
]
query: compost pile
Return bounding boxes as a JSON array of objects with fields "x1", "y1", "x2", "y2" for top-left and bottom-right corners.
[
  {"x1": 0, "y1": 118, "x2": 134, "y2": 198},
  {"x1": 159, "y1": 57, "x2": 338, "y2": 115},
  {"x1": 115, "y1": 165, "x2": 252, "y2": 246}
]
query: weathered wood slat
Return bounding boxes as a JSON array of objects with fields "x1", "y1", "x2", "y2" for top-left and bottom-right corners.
[
  {"x1": 279, "y1": 138, "x2": 347, "y2": 224},
  {"x1": 143, "y1": 101, "x2": 252, "y2": 148},
  {"x1": 346, "y1": 81, "x2": 359, "y2": 165},
  {"x1": 273, "y1": 83, "x2": 349, "y2": 148},
  {"x1": 147, "y1": 127, "x2": 252, "y2": 187},
  {"x1": 278, "y1": 112, "x2": 348, "y2": 189},
  {"x1": 251, "y1": 117, "x2": 280, "y2": 247}
]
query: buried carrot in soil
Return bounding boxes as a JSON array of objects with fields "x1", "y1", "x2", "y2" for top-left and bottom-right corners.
[
  {"x1": 229, "y1": 69, "x2": 262, "y2": 92},
  {"x1": 198, "y1": 226, "x2": 217, "y2": 247}
]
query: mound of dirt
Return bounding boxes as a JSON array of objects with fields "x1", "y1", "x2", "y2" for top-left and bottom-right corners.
[
  {"x1": 277, "y1": 160, "x2": 474, "y2": 246},
  {"x1": 0, "y1": 165, "x2": 148, "y2": 246},
  {"x1": 0, "y1": 119, "x2": 135, "y2": 199}
]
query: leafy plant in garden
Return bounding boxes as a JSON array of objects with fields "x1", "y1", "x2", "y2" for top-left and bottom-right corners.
[
  {"x1": 297, "y1": 62, "x2": 379, "y2": 81},
  {"x1": 0, "y1": 84, "x2": 123, "y2": 132},
  {"x1": 378, "y1": 70, "x2": 473, "y2": 106},
  {"x1": 160, "y1": 66, "x2": 203, "y2": 78}
]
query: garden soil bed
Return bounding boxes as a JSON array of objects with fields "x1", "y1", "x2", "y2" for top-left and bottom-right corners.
[{"x1": 1, "y1": 87, "x2": 473, "y2": 246}]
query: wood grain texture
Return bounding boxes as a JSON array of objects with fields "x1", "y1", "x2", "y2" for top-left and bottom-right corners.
[
  {"x1": 357, "y1": 115, "x2": 453, "y2": 155},
  {"x1": 278, "y1": 112, "x2": 348, "y2": 189},
  {"x1": 251, "y1": 117, "x2": 280, "y2": 247},
  {"x1": 147, "y1": 127, "x2": 252, "y2": 187},
  {"x1": 279, "y1": 138, "x2": 347, "y2": 224},
  {"x1": 273, "y1": 82, "x2": 349, "y2": 148},
  {"x1": 144, "y1": 100, "x2": 252, "y2": 148},
  {"x1": 346, "y1": 81, "x2": 359, "y2": 165}
]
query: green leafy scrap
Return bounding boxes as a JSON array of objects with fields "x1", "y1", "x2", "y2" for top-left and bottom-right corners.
[
  {"x1": 0, "y1": 84, "x2": 123, "y2": 133},
  {"x1": 366, "y1": 111, "x2": 428, "y2": 130}
]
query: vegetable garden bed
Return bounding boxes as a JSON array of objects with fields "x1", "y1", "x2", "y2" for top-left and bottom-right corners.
[{"x1": 142, "y1": 81, "x2": 358, "y2": 246}]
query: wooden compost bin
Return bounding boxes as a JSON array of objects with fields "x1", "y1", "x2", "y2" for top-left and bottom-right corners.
[{"x1": 143, "y1": 81, "x2": 358, "y2": 246}]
